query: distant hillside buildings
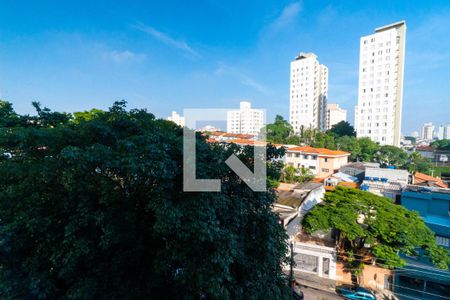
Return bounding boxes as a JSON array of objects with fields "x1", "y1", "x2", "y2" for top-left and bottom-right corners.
[
  {"x1": 167, "y1": 111, "x2": 185, "y2": 127},
  {"x1": 422, "y1": 122, "x2": 435, "y2": 141}
]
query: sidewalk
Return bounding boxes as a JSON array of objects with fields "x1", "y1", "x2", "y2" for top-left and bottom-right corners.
[{"x1": 293, "y1": 270, "x2": 337, "y2": 294}]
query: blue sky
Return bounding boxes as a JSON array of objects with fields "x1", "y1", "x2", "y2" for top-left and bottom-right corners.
[{"x1": 0, "y1": 0, "x2": 449, "y2": 134}]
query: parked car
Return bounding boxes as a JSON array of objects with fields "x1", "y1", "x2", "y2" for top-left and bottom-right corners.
[{"x1": 336, "y1": 285, "x2": 376, "y2": 299}]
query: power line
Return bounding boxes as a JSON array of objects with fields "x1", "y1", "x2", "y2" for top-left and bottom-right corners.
[
  {"x1": 333, "y1": 253, "x2": 450, "y2": 276},
  {"x1": 387, "y1": 282, "x2": 450, "y2": 299},
  {"x1": 334, "y1": 254, "x2": 450, "y2": 279}
]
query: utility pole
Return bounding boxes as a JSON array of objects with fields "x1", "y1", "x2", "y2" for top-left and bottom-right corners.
[{"x1": 290, "y1": 242, "x2": 294, "y2": 288}]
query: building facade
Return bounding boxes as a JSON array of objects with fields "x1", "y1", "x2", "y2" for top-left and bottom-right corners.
[
  {"x1": 326, "y1": 103, "x2": 347, "y2": 130},
  {"x1": 284, "y1": 146, "x2": 350, "y2": 178},
  {"x1": 437, "y1": 123, "x2": 450, "y2": 140},
  {"x1": 402, "y1": 185, "x2": 450, "y2": 248},
  {"x1": 360, "y1": 167, "x2": 411, "y2": 202},
  {"x1": 421, "y1": 122, "x2": 435, "y2": 141},
  {"x1": 355, "y1": 21, "x2": 406, "y2": 146},
  {"x1": 395, "y1": 185, "x2": 450, "y2": 299},
  {"x1": 167, "y1": 111, "x2": 185, "y2": 127},
  {"x1": 289, "y1": 52, "x2": 328, "y2": 133},
  {"x1": 227, "y1": 101, "x2": 264, "y2": 135}
]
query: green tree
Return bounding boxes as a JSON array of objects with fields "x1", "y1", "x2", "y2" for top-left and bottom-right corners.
[
  {"x1": 264, "y1": 115, "x2": 294, "y2": 144},
  {"x1": 281, "y1": 165, "x2": 314, "y2": 184},
  {"x1": 0, "y1": 101, "x2": 291, "y2": 299},
  {"x1": 281, "y1": 165, "x2": 297, "y2": 183},
  {"x1": 0, "y1": 100, "x2": 22, "y2": 127},
  {"x1": 407, "y1": 151, "x2": 432, "y2": 174},
  {"x1": 295, "y1": 166, "x2": 314, "y2": 183},
  {"x1": 300, "y1": 127, "x2": 318, "y2": 146},
  {"x1": 431, "y1": 139, "x2": 450, "y2": 150},
  {"x1": 357, "y1": 137, "x2": 380, "y2": 162},
  {"x1": 336, "y1": 136, "x2": 361, "y2": 161},
  {"x1": 373, "y1": 145, "x2": 408, "y2": 168},
  {"x1": 327, "y1": 121, "x2": 356, "y2": 137},
  {"x1": 302, "y1": 187, "x2": 449, "y2": 270},
  {"x1": 312, "y1": 132, "x2": 336, "y2": 149},
  {"x1": 73, "y1": 108, "x2": 105, "y2": 123}
]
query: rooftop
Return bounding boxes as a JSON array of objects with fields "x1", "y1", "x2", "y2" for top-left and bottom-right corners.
[
  {"x1": 294, "y1": 52, "x2": 317, "y2": 61},
  {"x1": 375, "y1": 20, "x2": 406, "y2": 33},
  {"x1": 287, "y1": 145, "x2": 349, "y2": 157},
  {"x1": 414, "y1": 172, "x2": 448, "y2": 188},
  {"x1": 275, "y1": 182, "x2": 323, "y2": 208},
  {"x1": 403, "y1": 184, "x2": 450, "y2": 195}
]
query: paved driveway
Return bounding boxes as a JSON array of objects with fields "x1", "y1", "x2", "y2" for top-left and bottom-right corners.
[{"x1": 300, "y1": 286, "x2": 342, "y2": 300}]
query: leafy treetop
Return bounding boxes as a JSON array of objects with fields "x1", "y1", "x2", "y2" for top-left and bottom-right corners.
[
  {"x1": 302, "y1": 187, "x2": 449, "y2": 270},
  {"x1": 0, "y1": 100, "x2": 291, "y2": 300}
]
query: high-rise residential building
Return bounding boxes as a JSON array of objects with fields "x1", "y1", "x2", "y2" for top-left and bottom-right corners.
[
  {"x1": 422, "y1": 122, "x2": 434, "y2": 140},
  {"x1": 437, "y1": 124, "x2": 450, "y2": 140},
  {"x1": 355, "y1": 21, "x2": 406, "y2": 146},
  {"x1": 438, "y1": 126, "x2": 444, "y2": 140},
  {"x1": 326, "y1": 103, "x2": 347, "y2": 130},
  {"x1": 227, "y1": 101, "x2": 264, "y2": 135},
  {"x1": 167, "y1": 111, "x2": 185, "y2": 127},
  {"x1": 289, "y1": 52, "x2": 328, "y2": 133},
  {"x1": 444, "y1": 124, "x2": 450, "y2": 140}
]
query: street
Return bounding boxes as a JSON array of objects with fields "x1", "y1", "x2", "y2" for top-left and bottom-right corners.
[{"x1": 300, "y1": 286, "x2": 342, "y2": 300}]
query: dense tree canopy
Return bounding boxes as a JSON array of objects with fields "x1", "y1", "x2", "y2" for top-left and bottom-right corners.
[
  {"x1": 0, "y1": 100, "x2": 291, "y2": 300},
  {"x1": 264, "y1": 115, "x2": 294, "y2": 144},
  {"x1": 431, "y1": 139, "x2": 450, "y2": 150},
  {"x1": 302, "y1": 187, "x2": 449, "y2": 270},
  {"x1": 374, "y1": 145, "x2": 408, "y2": 168},
  {"x1": 264, "y1": 117, "x2": 433, "y2": 172},
  {"x1": 281, "y1": 165, "x2": 314, "y2": 184},
  {"x1": 327, "y1": 121, "x2": 356, "y2": 137}
]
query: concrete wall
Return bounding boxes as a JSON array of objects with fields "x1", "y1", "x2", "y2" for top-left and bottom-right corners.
[
  {"x1": 317, "y1": 155, "x2": 349, "y2": 178},
  {"x1": 336, "y1": 263, "x2": 393, "y2": 291},
  {"x1": 293, "y1": 242, "x2": 337, "y2": 280}
]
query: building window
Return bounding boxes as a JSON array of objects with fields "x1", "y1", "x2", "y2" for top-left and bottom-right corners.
[
  {"x1": 309, "y1": 166, "x2": 316, "y2": 170},
  {"x1": 322, "y1": 168, "x2": 329, "y2": 173},
  {"x1": 311, "y1": 155, "x2": 317, "y2": 160},
  {"x1": 323, "y1": 258, "x2": 330, "y2": 277},
  {"x1": 324, "y1": 158, "x2": 328, "y2": 162},
  {"x1": 436, "y1": 235, "x2": 450, "y2": 247},
  {"x1": 303, "y1": 155, "x2": 308, "y2": 159},
  {"x1": 294, "y1": 253, "x2": 318, "y2": 273}
]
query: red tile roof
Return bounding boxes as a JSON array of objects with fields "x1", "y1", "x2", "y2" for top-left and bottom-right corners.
[
  {"x1": 287, "y1": 146, "x2": 349, "y2": 157},
  {"x1": 228, "y1": 139, "x2": 267, "y2": 146},
  {"x1": 416, "y1": 146, "x2": 435, "y2": 152},
  {"x1": 414, "y1": 172, "x2": 448, "y2": 188}
]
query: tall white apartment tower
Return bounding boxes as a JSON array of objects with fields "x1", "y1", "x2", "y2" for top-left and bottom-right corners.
[
  {"x1": 289, "y1": 52, "x2": 328, "y2": 133},
  {"x1": 227, "y1": 101, "x2": 264, "y2": 135},
  {"x1": 326, "y1": 103, "x2": 347, "y2": 130},
  {"x1": 355, "y1": 21, "x2": 406, "y2": 146},
  {"x1": 422, "y1": 122, "x2": 435, "y2": 141}
]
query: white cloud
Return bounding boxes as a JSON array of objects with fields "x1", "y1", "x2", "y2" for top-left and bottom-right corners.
[
  {"x1": 102, "y1": 50, "x2": 146, "y2": 63},
  {"x1": 215, "y1": 65, "x2": 271, "y2": 94},
  {"x1": 267, "y1": 1, "x2": 302, "y2": 33},
  {"x1": 134, "y1": 23, "x2": 201, "y2": 59}
]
